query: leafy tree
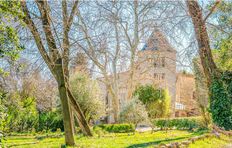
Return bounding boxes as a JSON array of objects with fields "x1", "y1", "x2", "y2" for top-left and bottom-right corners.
[
  {"x1": 133, "y1": 85, "x2": 170, "y2": 119},
  {"x1": 213, "y1": 36, "x2": 232, "y2": 71},
  {"x1": 0, "y1": 91, "x2": 38, "y2": 133},
  {"x1": 0, "y1": 1, "x2": 23, "y2": 61},
  {"x1": 0, "y1": 60, "x2": 56, "y2": 133},
  {"x1": 119, "y1": 96, "x2": 149, "y2": 126},
  {"x1": 70, "y1": 73, "x2": 105, "y2": 124},
  {"x1": 18, "y1": 96, "x2": 38, "y2": 132},
  {"x1": 210, "y1": 1, "x2": 232, "y2": 71}
]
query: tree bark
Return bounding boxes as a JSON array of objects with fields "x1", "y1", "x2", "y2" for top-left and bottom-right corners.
[
  {"x1": 67, "y1": 88, "x2": 93, "y2": 136},
  {"x1": 186, "y1": 0, "x2": 220, "y2": 86},
  {"x1": 55, "y1": 59, "x2": 75, "y2": 146}
]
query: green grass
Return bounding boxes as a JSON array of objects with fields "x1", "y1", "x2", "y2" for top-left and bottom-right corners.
[
  {"x1": 188, "y1": 134, "x2": 232, "y2": 148},
  {"x1": 2, "y1": 130, "x2": 229, "y2": 148}
]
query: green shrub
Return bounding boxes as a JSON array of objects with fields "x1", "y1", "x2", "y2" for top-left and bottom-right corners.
[
  {"x1": 153, "y1": 117, "x2": 204, "y2": 130},
  {"x1": 210, "y1": 73, "x2": 232, "y2": 130},
  {"x1": 93, "y1": 126, "x2": 104, "y2": 137},
  {"x1": 70, "y1": 73, "x2": 105, "y2": 123},
  {"x1": 37, "y1": 110, "x2": 63, "y2": 132},
  {"x1": 93, "y1": 124, "x2": 135, "y2": 133},
  {"x1": 119, "y1": 97, "x2": 149, "y2": 125},
  {"x1": 133, "y1": 85, "x2": 170, "y2": 118}
]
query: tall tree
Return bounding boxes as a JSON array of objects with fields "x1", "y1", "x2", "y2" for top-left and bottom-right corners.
[
  {"x1": 18, "y1": 0, "x2": 92, "y2": 145},
  {"x1": 187, "y1": 0, "x2": 232, "y2": 130},
  {"x1": 186, "y1": 0, "x2": 220, "y2": 85}
]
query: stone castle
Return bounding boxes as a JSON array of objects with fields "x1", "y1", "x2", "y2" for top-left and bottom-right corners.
[{"x1": 98, "y1": 29, "x2": 199, "y2": 123}]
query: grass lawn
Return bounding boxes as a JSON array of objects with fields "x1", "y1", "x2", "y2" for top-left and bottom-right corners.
[
  {"x1": 2, "y1": 130, "x2": 231, "y2": 148},
  {"x1": 2, "y1": 130, "x2": 203, "y2": 148},
  {"x1": 188, "y1": 134, "x2": 232, "y2": 148}
]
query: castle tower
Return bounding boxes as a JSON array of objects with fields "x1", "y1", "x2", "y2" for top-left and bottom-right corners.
[{"x1": 136, "y1": 29, "x2": 177, "y2": 117}]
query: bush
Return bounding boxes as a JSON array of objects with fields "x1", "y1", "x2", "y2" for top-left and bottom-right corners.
[
  {"x1": 119, "y1": 97, "x2": 149, "y2": 125},
  {"x1": 37, "y1": 110, "x2": 63, "y2": 132},
  {"x1": 153, "y1": 117, "x2": 204, "y2": 130},
  {"x1": 70, "y1": 73, "x2": 105, "y2": 123},
  {"x1": 133, "y1": 85, "x2": 170, "y2": 118},
  {"x1": 93, "y1": 126, "x2": 105, "y2": 137},
  {"x1": 93, "y1": 124, "x2": 135, "y2": 133}
]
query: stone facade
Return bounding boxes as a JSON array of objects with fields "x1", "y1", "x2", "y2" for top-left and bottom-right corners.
[
  {"x1": 175, "y1": 73, "x2": 199, "y2": 117},
  {"x1": 98, "y1": 29, "x2": 199, "y2": 123}
]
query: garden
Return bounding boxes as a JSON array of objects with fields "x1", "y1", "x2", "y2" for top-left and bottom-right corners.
[
  {"x1": 1, "y1": 0, "x2": 232, "y2": 148},
  {"x1": 2, "y1": 118, "x2": 232, "y2": 147}
]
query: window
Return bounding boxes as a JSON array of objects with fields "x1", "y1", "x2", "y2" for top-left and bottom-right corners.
[
  {"x1": 161, "y1": 57, "x2": 165, "y2": 67},
  {"x1": 175, "y1": 102, "x2": 185, "y2": 110},
  {"x1": 154, "y1": 57, "x2": 159, "y2": 67},
  {"x1": 162, "y1": 73, "x2": 165, "y2": 80},
  {"x1": 154, "y1": 61, "x2": 157, "y2": 67},
  {"x1": 154, "y1": 73, "x2": 165, "y2": 81},
  {"x1": 154, "y1": 73, "x2": 158, "y2": 79},
  {"x1": 154, "y1": 57, "x2": 165, "y2": 68}
]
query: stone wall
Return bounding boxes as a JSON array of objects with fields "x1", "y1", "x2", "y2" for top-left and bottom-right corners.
[{"x1": 175, "y1": 73, "x2": 199, "y2": 117}]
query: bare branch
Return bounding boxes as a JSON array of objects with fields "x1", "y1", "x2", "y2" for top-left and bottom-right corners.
[
  {"x1": 203, "y1": 0, "x2": 221, "y2": 22},
  {"x1": 20, "y1": 1, "x2": 52, "y2": 69},
  {"x1": 36, "y1": 0, "x2": 61, "y2": 61}
]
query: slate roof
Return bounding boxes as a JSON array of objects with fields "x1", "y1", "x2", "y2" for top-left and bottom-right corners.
[{"x1": 142, "y1": 29, "x2": 176, "y2": 52}]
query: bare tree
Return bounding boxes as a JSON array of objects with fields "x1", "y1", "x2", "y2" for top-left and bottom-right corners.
[
  {"x1": 20, "y1": 0, "x2": 92, "y2": 145},
  {"x1": 73, "y1": 1, "x2": 187, "y2": 122},
  {"x1": 73, "y1": 1, "x2": 162, "y2": 122}
]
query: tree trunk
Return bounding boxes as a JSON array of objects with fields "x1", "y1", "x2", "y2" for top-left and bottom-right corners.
[
  {"x1": 55, "y1": 59, "x2": 75, "y2": 146},
  {"x1": 106, "y1": 83, "x2": 119, "y2": 123},
  {"x1": 186, "y1": 0, "x2": 220, "y2": 85},
  {"x1": 57, "y1": 84, "x2": 75, "y2": 145},
  {"x1": 67, "y1": 88, "x2": 93, "y2": 136}
]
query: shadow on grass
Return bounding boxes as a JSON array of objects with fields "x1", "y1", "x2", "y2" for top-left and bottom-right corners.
[{"x1": 126, "y1": 136, "x2": 189, "y2": 148}]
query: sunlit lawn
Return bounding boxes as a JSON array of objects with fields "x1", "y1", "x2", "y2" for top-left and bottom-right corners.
[
  {"x1": 3, "y1": 130, "x2": 231, "y2": 148},
  {"x1": 189, "y1": 134, "x2": 232, "y2": 148},
  {"x1": 3, "y1": 130, "x2": 200, "y2": 148}
]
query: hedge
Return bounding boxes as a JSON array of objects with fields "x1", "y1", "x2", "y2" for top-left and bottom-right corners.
[
  {"x1": 93, "y1": 123, "x2": 135, "y2": 133},
  {"x1": 153, "y1": 117, "x2": 205, "y2": 130}
]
